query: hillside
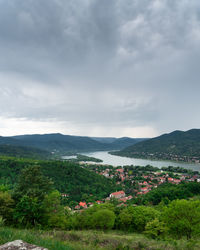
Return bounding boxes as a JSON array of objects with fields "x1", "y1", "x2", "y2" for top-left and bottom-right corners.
[
  {"x1": 109, "y1": 137, "x2": 147, "y2": 149},
  {"x1": 0, "y1": 157, "x2": 119, "y2": 203},
  {"x1": 12, "y1": 133, "x2": 110, "y2": 154},
  {"x1": 111, "y1": 129, "x2": 200, "y2": 162},
  {"x1": 0, "y1": 144, "x2": 51, "y2": 159},
  {"x1": 9, "y1": 133, "x2": 146, "y2": 154}
]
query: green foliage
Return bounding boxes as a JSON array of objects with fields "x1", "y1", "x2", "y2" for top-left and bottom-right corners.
[
  {"x1": 144, "y1": 218, "x2": 166, "y2": 239},
  {"x1": 0, "y1": 144, "x2": 51, "y2": 160},
  {"x1": 92, "y1": 209, "x2": 116, "y2": 230},
  {"x1": 162, "y1": 199, "x2": 200, "y2": 239},
  {"x1": 72, "y1": 154, "x2": 103, "y2": 163},
  {"x1": 13, "y1": 195, "x2": 43, "y2": 227},
  {"x1": 68, "y1": 203, "x2": 116, "y2": 230},
  {"x1": 0, "y1": 157, "x2": 119, "y2": 204},
  {"x1": 42, "y1": 190, "x2": 67, "y2": 229},
  {"x1": 0, "y1": 216, "x2": 4, "y2": 227},
  {"x1": 119, "y1": 206, "x2": 159, "y2": 233},
  {"x1": 13, "y1": 165, "x2": 53, "y2": 202},
  {"x1": 136, "y1": 182, "x2": 200, "y2": 205},
  {"x1": 0, "y1": 191, "x2": 14, "y2": 224},
  {"x1": 0, "y1": 227, "x2": 73, "y2": 250},
  {"x1": 13, "y1": 165, "x2": 53, "y2": 227}
]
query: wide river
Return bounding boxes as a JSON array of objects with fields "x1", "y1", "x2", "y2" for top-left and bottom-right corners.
[{"x1": 80, "y1": 151, "x2": 200, "y2": 171}]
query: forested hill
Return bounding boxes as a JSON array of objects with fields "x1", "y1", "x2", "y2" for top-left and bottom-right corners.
[
  {"x1": 0, "y1": 157, "x2": 119, "y2": 203},
  {"x1": 12, "y1": 133, "x2": 109, "y2": 153},
  {"x1": 0, "y1": 144, "x2": 51, "y2": 160},
  {"x1": 112, "y1": 129, "x2": 200, "y2": 162},
  {"x1": 7, "y1": 133, "x2": 146, "y2": 154}
]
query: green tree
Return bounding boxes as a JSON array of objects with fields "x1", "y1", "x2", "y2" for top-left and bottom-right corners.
[
  {"x1": 0, "y1": 191, "x2": 14, "y2": 224},
  {"x1": 118, "y1": 206, "x2": 159, "y2": 232},
  {"x1": 13, "y1": 195, "x2": 43, "y2": 227},
  {"x1": 42, "y1": 190, "x2": 67, "y2": 229},
  {"x1": 92, "y1": 209, "x2": 116, "y2": 230},
  {"x1": 13, "y1": 165, "x2": 53, "y2": 227},
  {"x1": 162, "y1": 199, "x2": 200, "y2": 239},
  {"x1": 144, "y1": 218, "x2": 166, "y2": 239},
  {"x1": 13, "y1": 165, "x2": 53, "y2": 202}
]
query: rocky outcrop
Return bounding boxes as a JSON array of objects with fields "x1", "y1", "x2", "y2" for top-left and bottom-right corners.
[{"x1": 0, "y1": 240, "x2": 48, "y2": 250}]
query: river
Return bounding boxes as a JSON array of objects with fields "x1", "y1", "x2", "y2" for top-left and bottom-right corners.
[{"x1": 79, "y1": 151, "x2": 200, "y2": 171}]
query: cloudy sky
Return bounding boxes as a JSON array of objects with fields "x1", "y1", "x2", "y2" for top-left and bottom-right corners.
[{"x1": 0, "y1": 0, "x2": 200, "y2": 138}]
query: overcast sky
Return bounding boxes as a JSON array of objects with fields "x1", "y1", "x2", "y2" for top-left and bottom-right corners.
[{"x1": 0, "y1": 0, "x2": 200, "y2": 138}]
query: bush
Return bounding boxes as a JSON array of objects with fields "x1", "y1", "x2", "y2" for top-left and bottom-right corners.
[
  {"x1": 91, "y1": 209, "x2": 116, "y2": 230},
  {"x1": 118, "y1": 206, "x2": 159, "y2": 233},
  {"x1": 144, "y1": 218, "x2": 166, "y2": 239},
  {"x1": 162, "y1": 199, "x2": 200, "y2": 239}
]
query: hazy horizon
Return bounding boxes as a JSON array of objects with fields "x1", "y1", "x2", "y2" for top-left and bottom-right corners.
[{"x1": 0, "y1": 0, "x2": 200, "y2": 137}]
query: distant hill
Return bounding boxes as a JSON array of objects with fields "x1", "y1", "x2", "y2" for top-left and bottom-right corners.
[
  {"x1": 0, "y1": 144, "x2": 51, "y2": 159},
  {"x1": 111, "y1": 129, "x2": 200, "y2": 163},
  {"x1": 91, "y1": 137, "x2": 117, "y2": 144},
  {"x1": 109, "y1": 137, "x2": 147, "y2": 150},
  {"x1": 12, "y1": 133, "x2": 110, "y2": 153},
  {"x1": 8, "y1": 133, "x2": 147, "y2": 154},
  {"x1": 0, "y1": 133, "x2": 147, "y2": 156}
]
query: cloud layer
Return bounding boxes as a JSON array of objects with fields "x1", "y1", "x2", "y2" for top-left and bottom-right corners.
[{"x1": 0, "y1": 0, "x2": 200, "y2": 137}]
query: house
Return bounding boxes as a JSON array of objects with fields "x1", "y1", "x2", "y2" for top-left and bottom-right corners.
[
  {"x1": 173, "y1": 179, "x2": 181, "y2": 184},
  {"x1": 127, "y1": 195, "x2": 133, "y2": 200},
  {"x1": 116, "y1": 169, "x2": 124, "y2": 173},
  {"x1": 119, "y1": 197, "x2": 128, "y2": 203},
  {"x1": 79, "y1": 202, "x2": 87, "y2": 208},
  {"x1": 110, "y1": 190, "x2": 125, "y2": 199},
  {"x1": 141, "y1": 187, "x2": 148, "y2": 192},
  {"x1": 96, "y1": 200, "x2": 103, "y2": 204}
]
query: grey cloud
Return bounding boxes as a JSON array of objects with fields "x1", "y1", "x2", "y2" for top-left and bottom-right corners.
[{"x1": 0, "y1": 0, "x2": 200, "y2": 136}]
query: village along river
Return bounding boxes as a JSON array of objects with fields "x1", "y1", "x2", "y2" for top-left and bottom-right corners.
[{"x1": 78, "y1": 151, "x2": 200, "y2": 171}]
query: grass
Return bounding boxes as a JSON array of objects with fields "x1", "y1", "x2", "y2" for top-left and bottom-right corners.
[
  {"x1": 0, "y1": 227, "x2": 73, "y2": 250},
  {"x1": 0, "y1": 227, "x2": 200, "y2": 250}
]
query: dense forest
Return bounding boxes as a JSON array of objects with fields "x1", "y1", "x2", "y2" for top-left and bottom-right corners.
[
  {"x1": 112, "y1": 129, "x2": 200, "y2": 162},
  {"x1": 0, "y1": 157, "x2": 119, "y2": 204},
  {"x1": 0, "y1": 144, "x2": 51, "y2": 160}
]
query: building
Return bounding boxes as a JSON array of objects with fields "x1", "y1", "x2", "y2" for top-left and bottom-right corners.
[{"x1": 110, "y1": 191, "x2": 125, "y2": 199}]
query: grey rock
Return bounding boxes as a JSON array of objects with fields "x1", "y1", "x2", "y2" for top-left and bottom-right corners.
[{"x1": 0, "y1": 240, "x2": 48, "y2": 250}]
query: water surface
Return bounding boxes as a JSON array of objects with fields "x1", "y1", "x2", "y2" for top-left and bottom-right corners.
[{"x1": 81, "y1": 151, "x2": 200, "y2": 171}]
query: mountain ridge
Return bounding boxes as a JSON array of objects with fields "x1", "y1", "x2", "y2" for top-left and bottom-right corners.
[
  {"x1": 111, "y1": 129, "x2": 200, "y2": 163},
  {"x1": 0, "y1": 133, "x2": 147, "y2": 156}
]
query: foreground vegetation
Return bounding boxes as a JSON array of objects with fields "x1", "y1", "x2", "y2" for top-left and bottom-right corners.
[
  {"x1": 1, "y1": 227, "x2": 200, "y2": 250},
  {"x1": 1, "y1": 157, "x2": 200, "y2": 249},
  {"x1": 1, "y1": 164, "x2": 200, "y2": 241}
]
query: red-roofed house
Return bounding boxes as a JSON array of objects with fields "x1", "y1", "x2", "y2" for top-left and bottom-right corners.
[
  {"x1": 110, "y1": 191, "x2": 125, "y2": 199},
  {"x1": 96, "y1": 200, "x2": 103, "y2": 204},
  {"x1": 79, "y1": 202, "x2": 87, "y2": 208},
  {"x1": 168, "y1": 178, "x2": 174, "y2": 182},
  {"x1": 173, "y1": 179, "x2": 181, "y2": 184},
  {"x1": 119, "y1": 197, "x2": 128, "y2": 203},
  {"x1": 116, "y1": 169, "x2": 124, "y2": 173},
  {"x1": 127, "y1": 195, "x2": 133, "y2": 200},
  {"x1": 141, "y1": 187, "x2": 148, "y2": 192}
]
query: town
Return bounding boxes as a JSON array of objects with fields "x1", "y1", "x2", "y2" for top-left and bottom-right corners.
[
  {"x1": 125, "y1": 152, "x2": 200, "y2": 163},
  {"x1": 67, "y1": 164, "x2": 200, "y2": 210}
]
